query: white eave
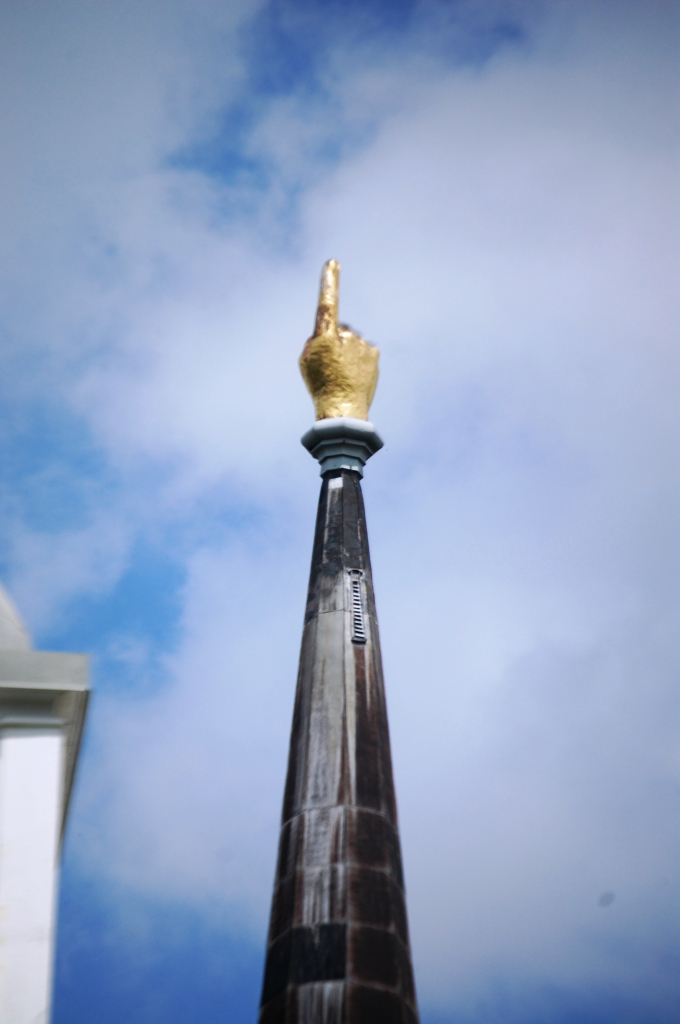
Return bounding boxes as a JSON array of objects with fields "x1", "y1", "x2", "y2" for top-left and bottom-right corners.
[{"x1": 0, "y1": 649, "x2": 89, "y2": 839}]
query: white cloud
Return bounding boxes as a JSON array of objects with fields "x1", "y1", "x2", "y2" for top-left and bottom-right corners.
[{"x1": 0, "y1": 0, "x2": 677, "y2": 1016}]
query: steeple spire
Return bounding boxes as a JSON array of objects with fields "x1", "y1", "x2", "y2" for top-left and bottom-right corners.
[{"x1": 258, "y1": 262, "x2": 419, "y2": 1023}]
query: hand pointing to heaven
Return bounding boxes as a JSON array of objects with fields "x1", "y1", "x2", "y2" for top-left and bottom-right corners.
[{"x1": 299, "y1": 259, "x2": 379, "y2": 420}]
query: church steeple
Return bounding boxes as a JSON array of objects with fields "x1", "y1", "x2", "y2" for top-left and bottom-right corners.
[{"x1": 258, "y1": 262, "x2": 418, "y2": 1023}]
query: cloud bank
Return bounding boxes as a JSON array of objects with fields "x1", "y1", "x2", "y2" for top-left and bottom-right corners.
[{"x1": 0, "y1": 1, "x2": 677, "y2": 1021}]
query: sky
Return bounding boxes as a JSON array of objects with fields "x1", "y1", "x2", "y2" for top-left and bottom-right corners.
[{"x1": 0, "y1": 0, "x2": 678, "y2": 1021}]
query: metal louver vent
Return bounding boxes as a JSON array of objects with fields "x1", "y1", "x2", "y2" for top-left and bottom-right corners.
[{"x1": 349, "y1": 571, "x2": 367, "y2": 644}]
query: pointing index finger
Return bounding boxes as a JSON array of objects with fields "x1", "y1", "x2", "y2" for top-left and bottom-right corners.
[{"x1": 314, "y1": 258, "x2": 339, "y2": 336}]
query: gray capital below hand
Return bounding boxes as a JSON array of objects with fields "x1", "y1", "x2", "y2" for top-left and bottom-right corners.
[{"x1": 301, "y1": 417, "x2": 384, "y2": 477}]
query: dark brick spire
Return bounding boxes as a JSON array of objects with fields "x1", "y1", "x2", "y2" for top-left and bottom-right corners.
[{"x1": 258, "y1": 469, "x2": 418, "y2": 1024}]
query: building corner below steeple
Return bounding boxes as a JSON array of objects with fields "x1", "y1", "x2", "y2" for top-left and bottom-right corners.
[{"x1": 0, "y1": 583, "x2": 89, "y2": 1024}]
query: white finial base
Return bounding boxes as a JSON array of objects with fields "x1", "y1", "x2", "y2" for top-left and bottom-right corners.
[{"x1": 301, "y1": 417, "x2": 384, "y2": 477}]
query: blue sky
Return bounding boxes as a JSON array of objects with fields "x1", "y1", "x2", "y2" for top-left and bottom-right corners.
[{"x1": 0, "y1": 1, "x2": 678, "y2": 1021}]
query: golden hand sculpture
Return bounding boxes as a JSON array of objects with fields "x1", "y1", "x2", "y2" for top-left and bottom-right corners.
[{"x1": 299, "y1": 259, "x2": 379, "y2": 420}]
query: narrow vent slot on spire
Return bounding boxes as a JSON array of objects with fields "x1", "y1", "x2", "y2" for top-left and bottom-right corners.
[{"x1": 349, "y1": 571, "x2": 367, "y2": 644}]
